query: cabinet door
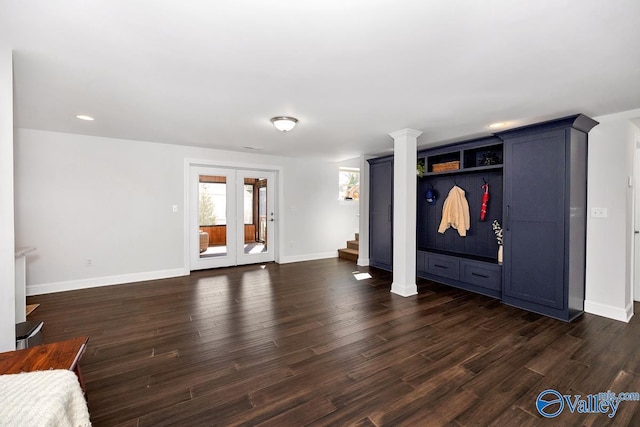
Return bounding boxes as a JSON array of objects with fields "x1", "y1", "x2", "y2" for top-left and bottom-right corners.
[
  {"x1": 369, "y1": 159, "x2": 393, "y2": 270},
  {"x1": 503, "y1": 130, "x2": 565, "y2": 309}
]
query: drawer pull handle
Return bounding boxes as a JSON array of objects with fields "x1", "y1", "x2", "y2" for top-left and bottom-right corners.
[
  {"x1": 434, "y1": 264, "x2": 448, "y2": 269},
  {"x1": 471, "y1": 272, "x2": 489, "y2": 278}
]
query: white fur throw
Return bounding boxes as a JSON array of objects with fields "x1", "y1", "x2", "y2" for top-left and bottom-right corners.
[{"x1": 0, "y1": 369, "x2": 91, "y2": 427}]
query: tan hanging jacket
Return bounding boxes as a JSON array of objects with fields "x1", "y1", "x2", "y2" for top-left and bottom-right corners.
[{"x1": 438, "y1": 185, "x2": 470, "y2": 237}]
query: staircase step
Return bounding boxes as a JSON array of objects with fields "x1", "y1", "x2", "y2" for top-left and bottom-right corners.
[
  {"x1": 347, "y1": 240, "x2": 359, "y2": 250},
  {"x1": 338, "y1": 248, "x2": 358, "y2": 262}
]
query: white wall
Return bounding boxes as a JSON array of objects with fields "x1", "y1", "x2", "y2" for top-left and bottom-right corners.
[
  {"x1": 585, "y1": 109, "x2": 640, "y2": 322},
  {"x1": 337, "y1": 156, "x2": 360, "y2": 238},
  {"x1": 634, "y1": 121, "x2": 640, "y2": 302},
  {"x1": 14, "y1": 129, "x2": 357, "y2": 294},
  {"x1": 0, "y1": 47, "x2": 15, "y2": 351},
  {"x1": 276, "y1": 156, "x2": 360, "y2": 263}
]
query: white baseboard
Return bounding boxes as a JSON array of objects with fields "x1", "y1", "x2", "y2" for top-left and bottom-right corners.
[
  {"x1": 26, "y1": 268, "x2": 188, "y2": 296},
  {"x1": 391, "y1": 282, "x2": 418, "y2": 297},
  {"x1": 279, "y1": 251, "x2": 337, "y2": 264},
  {"x1": 584, "y1": 300, "x2": 634, "y2": 323},
  {"x1": 357, "y1": 257, "x2": 370, "y2": 266}
]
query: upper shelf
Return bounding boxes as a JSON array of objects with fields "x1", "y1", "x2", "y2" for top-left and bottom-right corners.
[
  {"x1": 424, "y1": 163, "x2": 503, "y2": 177},
  {"x1": 420, "y1": 142, "x2": 503, "y2": 176}
]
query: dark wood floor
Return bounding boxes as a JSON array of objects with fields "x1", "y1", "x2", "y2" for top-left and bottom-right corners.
[{"x1": 27, "y1": 258, "x2": 640, "y2": 426}]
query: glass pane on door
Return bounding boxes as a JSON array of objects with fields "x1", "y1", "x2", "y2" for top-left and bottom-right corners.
[
  {"x1": 199, "y1": 175, "x2": 227, "y2": 258},
  {"x1": 190, "y1": 166, "x2": 237, "y2": 271},
  {"x1": 258, "y1": 184, "x2": 267, "y2": 245},
  {"x1": 242, "y1": 177, "x2": 268, "y2": 255}
]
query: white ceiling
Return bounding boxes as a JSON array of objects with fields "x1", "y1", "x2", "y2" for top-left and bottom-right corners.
[{"x1": 2, "y1": 0, "x2": 640, "y2": 161}]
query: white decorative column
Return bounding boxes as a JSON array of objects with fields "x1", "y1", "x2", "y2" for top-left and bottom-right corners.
[
  {"x1": 0, "y1": 46, "x2": 16, "y2": 351},
  {"x1": 389, "y1": 128, "x2": 422, "y2": 297},
  {"x1": 357, "y1": 155, "x2": 370, "y2": 266}
]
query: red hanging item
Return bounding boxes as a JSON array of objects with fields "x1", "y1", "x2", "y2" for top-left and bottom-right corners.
[{"x1": 480, "y1": 183, "x2": 489, "y2": 221}]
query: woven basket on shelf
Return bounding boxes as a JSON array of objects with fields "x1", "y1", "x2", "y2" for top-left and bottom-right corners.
[{"x1": 432, "y1": 160, "x2": 460, "y2": 172}]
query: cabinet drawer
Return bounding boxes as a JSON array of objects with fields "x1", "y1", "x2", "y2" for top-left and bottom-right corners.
[
  {"x1": 460, "y1": 260, "x2": 501, "y2": 291},
  {"x1": 425, "y1": 253, "x2": 459, "y2": 280}
]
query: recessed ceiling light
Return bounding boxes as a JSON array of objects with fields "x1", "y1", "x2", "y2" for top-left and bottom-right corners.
[
  {"x1": 76, "y1": 114, "x2": 94, "y2": 121},
  {"x1": 488, "y1": 122, "x2": 505, "y2": 129}
]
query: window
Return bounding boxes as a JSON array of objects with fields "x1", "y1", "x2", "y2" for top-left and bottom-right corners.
[
  {"x1": 243, "y1": 184, "x2": 253, "y2": 224},
  {"x1": 199, "y1": 182, "x2": 227, "y2": 225},
  {"x1": 339, "y1": 167, "x2": 360, "y2": 200}
]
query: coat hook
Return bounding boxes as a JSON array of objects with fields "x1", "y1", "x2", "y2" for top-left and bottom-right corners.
[{"x1": 483, "y1": 177, "x2": 487, "y2": 184}]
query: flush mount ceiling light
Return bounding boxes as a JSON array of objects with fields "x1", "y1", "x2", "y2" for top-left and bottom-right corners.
[
  {"x1": 76, "y1": 114, "x2": 94, "y2": 121},
  {"x1": 270, "y1": 116, "x2": 298, "y2": 132},
  {"x1": 488, "y1": 122, "x2": 506, "y2": 129}
]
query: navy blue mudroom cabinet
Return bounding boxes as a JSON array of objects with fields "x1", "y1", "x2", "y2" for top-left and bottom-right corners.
[
  {"x1": 368, "y1": 114, "x2": 597, "y2": 322},
  {"x1": 416, "y1": 136, "x2": 504, "y2": 299},
  {"x1": 368, "y1": 156, "x2": 394, "y2": 271},
  {"x1": 497, "y1": 114, "x2": 598, "y2": 321}
]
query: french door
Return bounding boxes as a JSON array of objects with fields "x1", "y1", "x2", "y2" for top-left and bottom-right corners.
[{"x1": 190, "y1": 166, "x2": 275, "y2": 270}]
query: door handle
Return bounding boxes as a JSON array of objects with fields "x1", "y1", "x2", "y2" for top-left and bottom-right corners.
[
  {"x1": 506, "y1": 205, "x2": 510, "y2": 231},
  {"x1": 471, "y1": 272, "x2": 489, "y2": 278}
]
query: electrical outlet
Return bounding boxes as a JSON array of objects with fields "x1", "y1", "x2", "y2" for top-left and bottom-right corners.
[
  {"x1": 591, "y1": 208, "x2": 608, "y2": 218},
  {"x1": 85, "y1": 258, "x2": 93, "y2": 266},
  {"x1": 172, "y1": 205, "x2": 178, "y2": 212}
]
